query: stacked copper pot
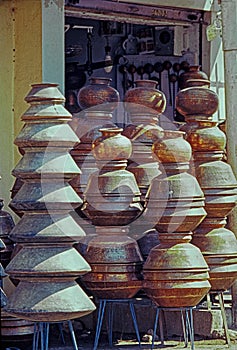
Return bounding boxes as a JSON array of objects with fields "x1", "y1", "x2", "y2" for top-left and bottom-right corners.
[
  {"x1": 122, "y1": 80, "x2": 165, "y2": 249},
  {"x1": 142, "y1": 130, "x2": 211, "y2": 307},
  {"x1": 4, "y1": 83, "x2": 95, "y2": 322},
  {"x1": 69, "y1": 77, "x2": 120, "y2": 251},
  {"x1": 123, "y1": 79, "x2": 166, "y2": 203},
  {"x1": 80, "y1": 127, "x2": 144, "y2": 299},
  {"x1": 0, "y1": 237, "x2": 7, "y2": 307},
  {"x1": 0, "y1": 198, "x2": 35, "y2": 346},
  {"x1": 69, "y1": 77, "x2": 120, "y2": 199},
  {"x1": 176, "y1": 75, "x2": 237, "y2": 292}
]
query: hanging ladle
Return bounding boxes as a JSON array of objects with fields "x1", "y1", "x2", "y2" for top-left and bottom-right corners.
[
  {"x1": 162, "y1": 60, "x2": 173, "y2": 105},
  {"x1": 154, "y1": 61, "x2": 164, "y2": 90},
  {"x1": 169, "y1": 73, "x2": 178, "y2": 118},
  {"x1": 119, "y1": 64, "x2": 129, "y2": 94},
  {"x1": 137, "y1": 65, "x2": 145, "y2": 80},
  {"x1": 172, "y1": 62, "x2": 181, "y2": 92},
  {"x1": 128, "y1": 63, "x2": 137, "y2": 87},
  {"x1": 144, "y1": 63, "x2": 154, "y2": 80}
]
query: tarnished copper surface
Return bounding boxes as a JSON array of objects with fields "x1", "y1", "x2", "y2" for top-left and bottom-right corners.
[
  {"x1": 80, "y1": 127, "x2": 144, "y2": 299},
  {"x1": 143, "y1": 243, "x2": 210, "y2": 307},
  {"x1": 0, "y1": 200, "x2": 15, "y2": 268},
  {"x1": 142, "y1": 129, "x2": 210, "y2": 307},
  {"x1": 81, "y1": 226, "x2": 143, "y2": 299},
  {"x1": 124, "y1": 79, "x2": 166, "y2": 115},
  {"x1": 4, "y1": 83, "x2": 96, "y2": 322},
  {"x1": 178, "y1": 65, "x2": 209, "y2": 90},
  {"x1": 176, "y1": 75, "x2": 237, "y2": 292},
  {"x1": 176, "y1": 87, "x2": 219, "y2": 118},
  {"x1": 82, "y1": 128, "x2": 143, "y2": 226},
  {"x1": 78, "y1": 77, "x2": 119, "y2": 111}
]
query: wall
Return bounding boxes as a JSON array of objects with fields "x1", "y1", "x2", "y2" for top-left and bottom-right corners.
[{"x1": 0, "y1": 0, "x2": 42, "y2": 212}]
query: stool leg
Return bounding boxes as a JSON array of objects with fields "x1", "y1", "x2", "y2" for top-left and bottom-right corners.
[
  {"x1": 184, "y1": 308, "x2": 195, "y2": 350},
  {"x1": 129, "y1": 301, "x2": 141, "y2": 347},
  {"x1": 218, "y1": 292, "x2": 231, "y2": 347},
  {"x1": 93, "y1": 300, "x2": 106, "y2": 350},
  {"x1": 189, "y1": 308, "x2": 195, "y2": 350},
  {"x1": 44, "y1": 323, "x2": 50, "y2": 350},
  {"x1": 39, "y1": 322, "x2": 44, "y2": 350},
  {"x1": 33, "y1": 323, "x2": 39, "y2": 350},
  {"x1": 68, "y1": 320, "x2": 79, "y2": 350},
  {"x1": 58, "y1": 323, "x2": 66, "y2": 345},
  {"x1": 181, "y1": 310, "x2": 188, "y2": 347},
  {"x1": 151, "y1": 308, "x2": 159, "y2": 350},
  {"x1": 159, "y1": 310, "x2": 165, "y2": 345},
  {"x1": 108, "y1": 302, "x2": 114, "y2": 347}
]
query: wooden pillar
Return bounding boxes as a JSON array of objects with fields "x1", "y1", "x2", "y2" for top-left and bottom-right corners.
[{"x1": 220, "y1": 0, "x2": 237, "y2": 328}]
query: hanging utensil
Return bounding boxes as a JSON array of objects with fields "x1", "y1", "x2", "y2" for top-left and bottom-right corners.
[
  {"x1": 128, "y1": 63, "x2": 137, "y2": 88},
  {"x1": 137, "y1": 65, "x2": 145, "y2": 80},
  {"x1": 173, "y1": 62, "x2": 181, "y2": 77},
  {"x1": 144, "y1": 63, "x2": 154, "y2": 79},
  {"x1": 119, "y1": 64, "x2": 129, "y2": 95},
  {"x1": 154, "y1": 61, "x2": 164, "y2": 90},
  {"x1": 180, "y1": 60, "x2": 190, "y2": 72},
  {"x1": 162, "y1": 60, "x2": 173, "y2": 105},
  {"x1": 172, "y1": 62, "x2": 181, "y2": 93},
  {"x1": 169, "y1": 73, "x2": 178, "y2": 118}
]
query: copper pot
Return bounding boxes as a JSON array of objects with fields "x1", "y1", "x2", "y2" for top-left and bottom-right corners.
[
  {"x1": 124, "y1": 79, "x2": 166, "y2": 115},
  {"x1": 178, "y1": 65, "x2": 209, "y2": 90},
  {"x1": 176, "y1": 87, "x2": 219, "y2": 119},
  {"x1": 78, "y1": 77, "x2": 120, "y2": 111},
  {"x1": 143, "y1": 242, "x2": 210, "y2": 307}
]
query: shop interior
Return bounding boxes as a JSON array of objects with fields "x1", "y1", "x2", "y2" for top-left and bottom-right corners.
[{"x1": 64, "y1": 5, "x2": 205, "y2": 126}]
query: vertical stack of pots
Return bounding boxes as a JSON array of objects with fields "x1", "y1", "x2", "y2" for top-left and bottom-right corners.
[
  {"x1": 4, "y1": 83, "x2": 95, "y2": 322},
  {"x1": 142, "y1": 130, "x2": 211, "y2": 307},
  {"x1": 0, "y1": 199, "x2": 15, "y2": 268},
  {"x1": 69, "y1": 77, "x2": 120, "y2": 252},
  {"x1": 176, "y1": 75, "x2": 237, "y2": 293},
  {"x1": 122, "y1": 79, "x2": 166, "y2": 255},
  {"x1": 0, "y1": 198, "x2": 35, "y2": 347},
  {"x1": 123, "y1": 80, "x2": 166, "y2": 203},
  {"x1": 80, "y1": 127, "x2": 144, "y2": 298},
  {"x1": 69, "y1": 77, "x2": 120, "y2": 199},
  {"x1": 0, "y1": 238, "x2": 7, "y2": 307}
]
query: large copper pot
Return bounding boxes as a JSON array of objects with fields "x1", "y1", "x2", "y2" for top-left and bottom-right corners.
[
  {"x1": 192, "y1": 225, "x2": 237, "y2": 291},
  {"x1": 124, "y1": 79, "x2": 166, "y2": 116},
  {"x1": 176, "y1": 87, "x2": 219, "y2": 119},
  {"x1": 78, "y1": 77, "x2": 120, "y2": 111},
  {"x1": 81, "y1": 227, "x2": 143, "y2": 299},
  {"x1": 143, "y1": 243, "x2": 210, "y2": 307}
]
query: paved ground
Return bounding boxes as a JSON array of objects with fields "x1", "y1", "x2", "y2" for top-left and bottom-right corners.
[
  {"x1": 46, "y1": 329, "x2": 237, "y2": 350},
  {"x1": 2, "y1": 329, "x2": 237, "y2": 350}
]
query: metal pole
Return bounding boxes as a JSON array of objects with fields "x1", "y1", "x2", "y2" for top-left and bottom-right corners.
[{"x1": 220, "y1": 0, "x2": 237, "y2": 329}]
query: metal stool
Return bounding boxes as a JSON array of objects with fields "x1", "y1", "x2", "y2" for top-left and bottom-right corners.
[
  {"x1": 93, "y1": 298, "x2": 141, "y2": 350},
  {"x1": 33, "y1": 320, "x2": 78, "y2": 350},
  {"x1": 151, "y1": 306, "x2": 195, "y2": 350}
]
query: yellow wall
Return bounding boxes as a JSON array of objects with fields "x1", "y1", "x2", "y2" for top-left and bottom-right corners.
[{"x1": 0, "y1": 0, "x2": 42, "y2": 212}]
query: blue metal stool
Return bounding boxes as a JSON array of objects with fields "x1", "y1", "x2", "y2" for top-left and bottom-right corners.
[
  {"x1": 151, "y1": 306, "x2": 195, "y2": 350},
  {"x1": 93, "y1": 298, "x2": 141, "y2": 350},
  {"x1": 33, "y1": 320, "x2": 78, "y2": 350}
]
